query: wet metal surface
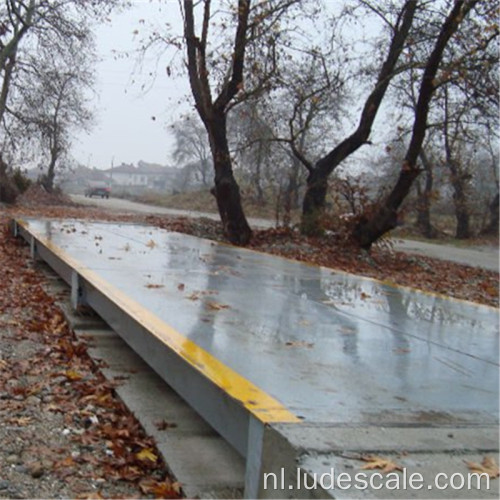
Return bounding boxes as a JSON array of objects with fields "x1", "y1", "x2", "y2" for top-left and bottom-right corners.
[{"x1": 20, "y1": 218, "x2": 499, "y2": 425}]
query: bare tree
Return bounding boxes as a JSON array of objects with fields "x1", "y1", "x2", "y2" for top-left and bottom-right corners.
[
  {"x1": 171, "y1": 115, "x2": 212, "y2": 187},
  {"x1": 0, "y1": 0, "x2": 120, "y2": 191},
  {"x1": 180, "y1": 0, "x2": 302, "y2": 244},
  {"x1": 390, "y1": 0, "x2": 498, "y2": 241},
  {"x1": 293, "y1": 0, "x2": 418, "y2": 235},
  {"x1": 181, "y1": 0, "x2": 253, "y2": 244},
  {"x1": 354, "y1": 0, "x2": 482, "y2": 248},
  {"x1": 18, "y1": 61, "x2": 93, "y2": 192},
  {"x1": 0, "y1": 0, "x2": 36, "y2": 125}
]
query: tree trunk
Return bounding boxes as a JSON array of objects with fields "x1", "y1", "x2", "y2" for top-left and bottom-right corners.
[
  {"x1": 353, "y1": 166, "x2": 420, "y2": 248},
  {"x1": 200, "y1": 159, "x2": 210, "y2": 187},
  {"x1": 208, "y1": 113, "x2": 252, "y2": 245},
  {"x1": 481, "y1": 192, "x2": 499, "y2": 236},
  {"x1": 454, "y1": 204, "x2": 470, "y2": 239},
  {"x1": 448, "y1": 163, "x2": 471, "y2": 239},
  {"x1": 452, "y1": 186, "x2": 470, "y2": 239},
  {"x1": 416, "y1": 151, "x2": 437, "y2": 238},
  {"x1": 42, "y1": 152, "x2": 57, "y2": 193},
  {"x1": 282, "y1": 170, "x2": 299, "y2": 227},
  {"x1": 253, "y1": 141, "x2": 265, "y2": 203},
  {"x1": 442, "y1": 77, "x2": 471, "y2": 239},
  {"x1": 301, "y1": 169, "x2": 329, "y2": 235}
]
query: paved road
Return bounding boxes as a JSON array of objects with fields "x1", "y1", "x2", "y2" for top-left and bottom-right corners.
[
  {"x1": 393, "y1": 238, "x2": 499, "y2": 272},
  {"x1": 71, "y1": 194, "x2": 499, "y2": 272},
  {"x1": 71, "y1": 194, "x2": 272, "y2": 228}
]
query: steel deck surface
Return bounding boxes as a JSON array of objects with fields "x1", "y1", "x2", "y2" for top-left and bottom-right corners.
[{"x1": 19, "y1": 218, "x2": 499, "y2": 426}]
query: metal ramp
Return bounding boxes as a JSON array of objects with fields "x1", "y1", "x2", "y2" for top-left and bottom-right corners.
[{"x1": 14, "y1": 218, "x2": 499, "y2": 498}]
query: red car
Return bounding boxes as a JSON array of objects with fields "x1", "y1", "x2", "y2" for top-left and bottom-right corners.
[{"x1": 85, "y1": 185, "x2": 110, "y2": 198}]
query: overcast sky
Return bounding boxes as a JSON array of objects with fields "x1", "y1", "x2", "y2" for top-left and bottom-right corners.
[
  {"x1": 72, "y1": 1, "x2": 187, "y2": 170},
  {"x1": 72, "y1": 0, "x2": 383, "y2": 172}
]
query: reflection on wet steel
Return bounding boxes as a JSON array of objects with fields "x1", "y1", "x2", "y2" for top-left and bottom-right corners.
[{"x1": 18, "y1": 218, "x2": 499, "y2": 426}]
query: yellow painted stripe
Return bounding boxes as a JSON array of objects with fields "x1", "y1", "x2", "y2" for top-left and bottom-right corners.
[{"x1": 17, "y1": 219, "x2": 300, "y2": 424}]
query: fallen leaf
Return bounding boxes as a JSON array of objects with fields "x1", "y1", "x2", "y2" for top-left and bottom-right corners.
[
  {"x1": 145, "y1": 283, "x2": 164, "y2": 289},
  {"x1": 177, "y1": 283, "x2": 185, "y2": 291},
  {"x1": 140, "y1": 478, "x2": 182, "y2": 498},
  {"x1": 76, "y1": 493, "x2": 104, "y2": 500},
  {"x1": 155, "y1": 419, "x2": 178, "y2": 431},
  {"x1": 339, "y1": 325, "x2": 356, "y2": 335},
  {"x1": 483, "y1": 285, "x2": 498, "y2": 297},
  {"x1": 6, "y1": 416, "x2": 33, "y2": 426},
  {"x1": 205, "y1": 301, "x2": 230, "y2": 311},
  {"x1": 285, "y1": 341, "x2": 314, "y2": 348},
  {"x1": 359, "y1": 455, "x2": 403, "y2": 473},
  {"x1": 48, "y1": 314, "x2": 66, "y2": 334},
  {"x1": 65, "y1": 369, "x2": 84, "y2": 381},
  {"x1": 54, "y1": 456, "x2": 76, "y2": 468},
  {"x1": 465, "y1": 456, "x2": 500, "y2": 479},
  {"x1": 136, "y1": 447, "x2": 158, "y2": 463},
  {"x1": 146, "y1": 239, "x2": 157, "y2": 248},
  {"x1": 46, "y1": 403, "x2": 63, "y2": 413},
  {"x1": 186, "y1": 290, "x2": 218, "y2": 301}
]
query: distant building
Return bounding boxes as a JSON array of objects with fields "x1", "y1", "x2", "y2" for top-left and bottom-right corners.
[
  {"x1": 103, "y1": 161, "x2": 179, "y2": 192},
  {"x1": 35, "y1": 160, "x2": 194, "y2": 195},
  {"x1": 30, "y1": 165, "x2": 110, "y2": 194}
]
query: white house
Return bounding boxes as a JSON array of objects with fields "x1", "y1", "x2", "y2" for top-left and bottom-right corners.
[{"x1": 103, "y1": 162, "x2": 178, "y2": 191}]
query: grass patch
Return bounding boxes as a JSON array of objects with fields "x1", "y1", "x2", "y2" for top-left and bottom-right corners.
[{"x1": 131, "y1": 189, "x2": 302, "y2": 223}]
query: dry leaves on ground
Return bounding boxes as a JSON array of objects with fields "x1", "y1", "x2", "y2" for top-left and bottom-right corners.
[
  {"x1": 465, "y1": 456, "x2": 500, "y2": 479},
  {"x1": 0, "y1": 217, "x2": 182, "y2": 499},
  {"x1": 359, "y1": 455, "x2": 403, "y2": 473},
  {"x1": 7, "y1": 202, "x2": 497, "y2": 307}
]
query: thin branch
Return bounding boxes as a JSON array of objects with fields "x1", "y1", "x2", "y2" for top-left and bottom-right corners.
[{"x1": 214, "y1": 0, "x2": 251, "y2": 111}]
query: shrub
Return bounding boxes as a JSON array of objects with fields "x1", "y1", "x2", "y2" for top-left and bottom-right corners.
[{"x1": 11, "y1": 168, "x2": 32, "y2": 194}]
